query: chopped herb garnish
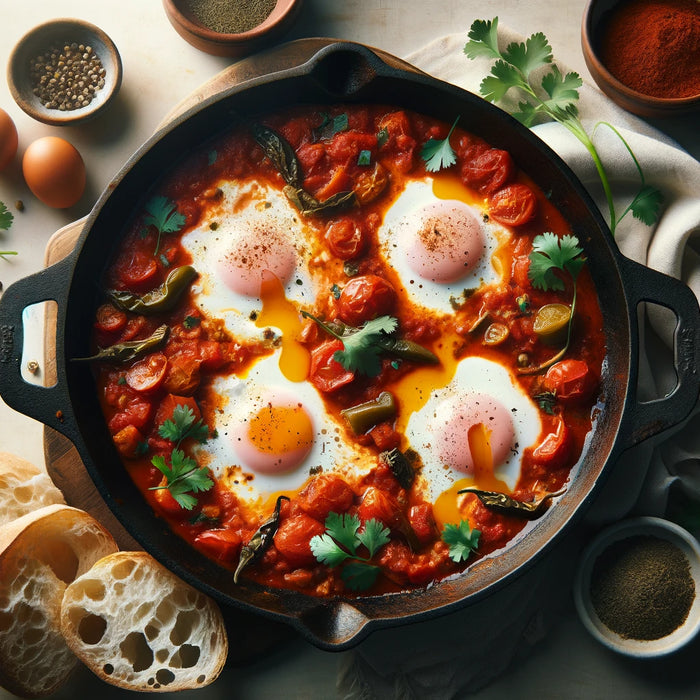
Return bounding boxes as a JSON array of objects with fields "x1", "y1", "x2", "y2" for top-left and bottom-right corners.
[
  {"x1": 421, "y1": 116, "x2": 459, "y2": 172},
  {"x1": 0, "y1": 201, "x2": 14, "y2": 231},
  {"x1": 442, "y1": 520, "x2": 481, "y2": 563},
  {"x1": 143, "y1": 195, "x2": 187, "y2": 256},
  {"x1": 330, "y1": 283, "x2": 342, "y2": 299},
  {"x1": 310, "y1": 512, "x2": 390, "y2": 591},
  {"x1": 357, "y1": 149, "x2": 372, "y2": 166},
  {"x1": 183, "y1": 315, "x2": 202, "y2": 329},
  {"x1": 149, "y1": 404, "x2": 212, "y2": 510},
  {"x1": 377, "y1": 126, "x2": 389, "y2": 147},
  {"x1": 464, "y1": 17, "x2": 663, "y2": 234}
]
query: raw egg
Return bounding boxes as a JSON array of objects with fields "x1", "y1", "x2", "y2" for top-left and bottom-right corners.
[
  {"x1": 22, "y1": 136, "x2": 86, "y2": 208},
  {"x1": 0, "y1": 108, "x2": 18, "y2": 171}
]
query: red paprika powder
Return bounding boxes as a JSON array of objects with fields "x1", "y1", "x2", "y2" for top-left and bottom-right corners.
[{"x1": 600, "y1": 0, "x2": 700, "y2": 99}]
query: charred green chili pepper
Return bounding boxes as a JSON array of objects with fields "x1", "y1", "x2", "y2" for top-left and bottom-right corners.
[
  {"x1": 72, "y1": 324, "x2": 170, "y2": 364},
  {"x1": 234, "y1": 495, "x2": 289, "y2": 583},
  {"x1": 341, "y1": 391, "x2": 397, "y2": 435},
  {"x1": 108, "y1": 265, "x2": 198, "y2": 315},
  {"x1": 458, "y1": 487, "x2": 565, "y2": 520}
]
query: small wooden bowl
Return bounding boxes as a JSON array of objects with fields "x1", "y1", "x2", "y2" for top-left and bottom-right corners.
[
  {"x1": 581, "y1": 0, "x2": 700, "y2": 118},
  {"x1": 162, "y1": 0, "x2": 303, "y2": 58},
  {"x1": 574, "y1": 517, "x2": 700, "y2": 657},
  {"x1": 7, "y1": 19, "x2": 122, "y2": 126}
]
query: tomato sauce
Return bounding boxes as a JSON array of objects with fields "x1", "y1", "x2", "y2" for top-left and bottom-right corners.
[{"x1": 91, "y1": 104, "x2": 606, "y2": 597}]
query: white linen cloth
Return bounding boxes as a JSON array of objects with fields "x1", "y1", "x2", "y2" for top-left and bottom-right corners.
[{"x1": 338, "y1": 27, "x2": 700, "y2": 699}]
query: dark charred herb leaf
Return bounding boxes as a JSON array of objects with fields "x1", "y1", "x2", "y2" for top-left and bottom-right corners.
[
  {"x1": 381, "y1": 447, "x2": 415, "y2": 489},
  {"x1": 108, "y1": 265, "x2": 198, "y2": 315},
  {"x1": 284, "y1": 185, "x2": 357, "y2": 216},
  {"x1": 72, "y1": 324, "x2": 169, "y2": 363},
  {"x1": 459, "y1": 487, "x2": 565, "y2": 519},
  {"x1": 534, "y1": 391, "x2": 557, "y2": 414},
  {"x1": 234, "y1": 496, "x2": 289, "y2": 583}
]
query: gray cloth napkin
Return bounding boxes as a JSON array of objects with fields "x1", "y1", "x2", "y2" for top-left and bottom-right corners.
[{"x1": 338, "y1": 27, "x2": 700, "y2": 700}]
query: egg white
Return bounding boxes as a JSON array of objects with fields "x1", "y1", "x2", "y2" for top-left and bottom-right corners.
[
  {"x1": 377, "y1": 178, "x2": 507, "y2": 314},
  {"x1": 405, "y1": 356, "x2": 542, "y2": 500},
  {"x1": 193, "y1": 352, "x2": 377, "y2": 502},
  {"x1": 180, "y1": 180, "x2": 317, "y2": 341}
]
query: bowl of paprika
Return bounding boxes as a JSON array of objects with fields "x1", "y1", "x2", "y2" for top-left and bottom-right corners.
[{"x1": 581, "y1": 0, "x2": 700, "y2": 118}]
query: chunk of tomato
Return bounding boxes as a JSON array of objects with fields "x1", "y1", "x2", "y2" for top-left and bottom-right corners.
[
  {"x1": 194, "y1": 529, "x2": 242, "y2": 563},
  {"x1": 544, "y1": 359, "x2": 597, "y2": 404},
  {"x1": 488, "y1": 183, "x2": 538, "y2": 226},
  {"x1": 357, "y1": 486, "x2": 401, "y2": 529},
  {"x1": 337, "y1": 274, "x2": 396, "y2": 326},
  {"x1": 532, "y1": 417, "x2": 572, "y2": 469},
  {"x1": 297, "y1": 474, "x2": 355, "y2": 521},
  {"x1": 273, "y1": 513, "x2": 325, "y2": 567},
  {"x1": 461, "y1": 148, "x2": 515, "y2": 194},
  {"x1": 308, "y1": 340, "x2": 355, "y2": 393},
  {"x1": 325, "y1": 219, "x2": 367, "y2": 260},
  {"x1": 125, "y1": 352, "x2": 168, "y2": 393}
]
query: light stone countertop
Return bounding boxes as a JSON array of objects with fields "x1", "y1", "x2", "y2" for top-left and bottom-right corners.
[{"x1": 0, "y1": 2, "x2": 698, "y2": 698}]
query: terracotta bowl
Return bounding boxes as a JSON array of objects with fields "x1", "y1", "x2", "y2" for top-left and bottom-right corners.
[
  {"x1": 7, "y1": 18, "x2": 122, "y2": 126},
  {"x1": 574, "y1": 517, "x2": 700, "y2": 657},
  {"x1": 162, "y1": 0, "x2": 303, "y2": 57},
  {"x1": 581, "y1": 0, "x2": 700, "y2": 118}
]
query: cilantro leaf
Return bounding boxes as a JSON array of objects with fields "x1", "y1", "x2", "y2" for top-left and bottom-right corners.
[
  {"x1": 150, "y1": 449, "x2": 213, "y2": 510},
  {"x1": 334, "y1": 316, "x2": 398, "y2": 376},
  {"x1": 341, "y1": 561, "x2": 382, "y2": 591},
  {"x1": 421, "y1": 116, "x2": 460, "y2": 173},
  {"x1": 529, "y1": 232, "x2": 585, "y2": 291},
  {"x1": 503, "y1": 33, "x2": 552, "y2": 78},
  {"x1": 356, "y1": 518, "x2": 391, "y2": 558},
  {"x1": 310, "y1": 533, "x2": 352, "y2": 567},
  {"x1": 480, "y1": 60, "x2": 523, "y2": 102},
  {"x1": 629, "y1": 185, "x2": 664, "y2": 226},
  {"x1": 158, "y1": 404, "x2": 209, "y2": 444},
  {"x1": 143, "y1": 196, "x2": 186, "y2": 256},
  {"x1": 464, "y1": 18, "x2": 501, "y2": 60},
  {"x1": 541, "y1": 66, "x2": 583, "y2": 113},
  {"x1": 324, "y1": 511, "x2": 361, "y2": 554},
  {"x1": 442, "y1": 520, "x2": 481, "y2": 563},
  {"x1": 0, "y1": 202, "x2": 14, "y2": 231}
]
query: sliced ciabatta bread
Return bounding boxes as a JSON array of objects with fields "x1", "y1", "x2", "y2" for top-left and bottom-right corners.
[
  {"x1": 0, "y1": 452, "x2": 65, "y2": 527},
  {"x1": 0, "y1": 504, "x2": 118, "y2": 698},
  {"x1": 60, "y1": 550, "x2": 228, "y2": 692}
]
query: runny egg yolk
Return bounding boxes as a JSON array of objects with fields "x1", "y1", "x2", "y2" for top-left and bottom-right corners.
[
  {"x1": 256, "y1": 271, "x2": 310, "y2": 382},
  {"x1": 236, "y1": 401, "x2": 315, "y2": 475}
]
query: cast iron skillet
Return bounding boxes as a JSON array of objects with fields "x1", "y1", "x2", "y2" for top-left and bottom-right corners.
[{"x1": 0, "y1": 41, "x2": 698, "y2": 650}]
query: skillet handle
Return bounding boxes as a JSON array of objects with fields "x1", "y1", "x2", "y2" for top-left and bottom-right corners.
[
  {"x1": 616, "y1": 256, "x2": 700, "y2": 450},
  {"x1": 0, "y1": 257, "x2": 79, "y2": 441}
]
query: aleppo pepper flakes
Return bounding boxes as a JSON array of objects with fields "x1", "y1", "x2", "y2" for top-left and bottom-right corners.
[{"x1": 590, "y1": 534, "x2": 696, "y2": 640}]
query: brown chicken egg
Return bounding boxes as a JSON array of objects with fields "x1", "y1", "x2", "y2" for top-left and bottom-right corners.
[
  {"x1": 0, "y1": 108, "x2": 18, "y2": 172},
  {"x1": 22, "y1": 136, "x2": 86, "y2": 208}
]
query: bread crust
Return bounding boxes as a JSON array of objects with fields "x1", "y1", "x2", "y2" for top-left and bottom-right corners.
[
  {"x1": 0, "y1": 505, "x2": 118, "y2": 698},
  {"x1": 60, "y1": 550, "x2": 229, "y2": 692}
]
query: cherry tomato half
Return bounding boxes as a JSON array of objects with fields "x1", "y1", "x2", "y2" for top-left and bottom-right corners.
[
  {"x1": 544, "y1": 359, "x2": 597, "y2": 404},
  {"x1": 273, "y1": 513, "x2": 325, "y2": 567},
  {"x1": 461, "y1": 148, "x2": 515, "y2": 194},
  {"x1": 337, "y1": 274, "x2": 396, "y2": 326},
  {"x1": 308, "y1": 340, "x2": 355, "y2": 393},
  {"x1": 488, "y1": 183, "x2": 538, "y2": 226},
  {"x1": 531, "y1": 417, "x2": 572, "y2": 469},
  {"x1": 125, "y1": 352, "x2": 169, "y2": 393}
]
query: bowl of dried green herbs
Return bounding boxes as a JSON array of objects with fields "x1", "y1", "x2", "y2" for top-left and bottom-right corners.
[{"x1": 574, "y1": 516, "x2": 700, "y2": 657}]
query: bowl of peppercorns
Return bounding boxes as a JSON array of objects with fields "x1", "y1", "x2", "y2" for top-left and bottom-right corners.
[
  {"x1": 581, "y1": 0, "x2": 700, "y2": 118},
  {"x1": 7, "y1": 18, "x2": 122, "y2": 126},
  {"x1": 574, "y1": 517, "x2": 700, "y2": 657}
]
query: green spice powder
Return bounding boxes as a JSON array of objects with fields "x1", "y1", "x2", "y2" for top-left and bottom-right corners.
[
  {"x1": 590, "y1": 534, "x2": 696, "y2": 641},
  {"x1": 185, "y1": 0, "x2": 277, "y2": 34}
]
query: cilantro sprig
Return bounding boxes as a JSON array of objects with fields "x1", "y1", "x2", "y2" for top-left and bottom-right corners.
[
  {"x1": 302, "y1": 311, "x2": 398, "y2": 377},
  {"x1": 442, "y1": 520, "x2": 481, "y2": 563},
  {"x1": 421, "y1": 116, "x2": 460, "y2": 172},
  {"x1": 464, "y1": 17, "x2": 663, "y2": 235},
  {"x1": 0, "y1": 201, "x2": 17, "y2": 259},
  {"x1": 524, "y1": 232, "x2": 586, "y2": 373},
  {"x1": 310, "y1": 512, "x2": 390, "y2": 591},
  {"x1": 143, "y1": 195, "x2": 187, "y2": 256},
  {"x1": 149, "y1": 404, "x2": 212, "y2": 510}
]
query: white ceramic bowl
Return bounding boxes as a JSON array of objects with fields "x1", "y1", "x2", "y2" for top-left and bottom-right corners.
[{"x1": 574, "y1": 516, "x2": 700, "y2": 657}]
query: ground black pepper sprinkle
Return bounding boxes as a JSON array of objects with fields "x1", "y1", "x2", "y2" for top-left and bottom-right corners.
[
  {"x1": 29, "y1": 42, "x2": 106, "y2": 111},
  {"x1": 590, "y1": 534, "x2": 696, "y2": 640},
  {"x1": 185, "y1": 0, "x2": 277, "y2": 34}
]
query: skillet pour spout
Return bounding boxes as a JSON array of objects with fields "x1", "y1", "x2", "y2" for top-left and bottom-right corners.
[{"x1": 0, "y1": 40, "x2": 698, "y2": 650}]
